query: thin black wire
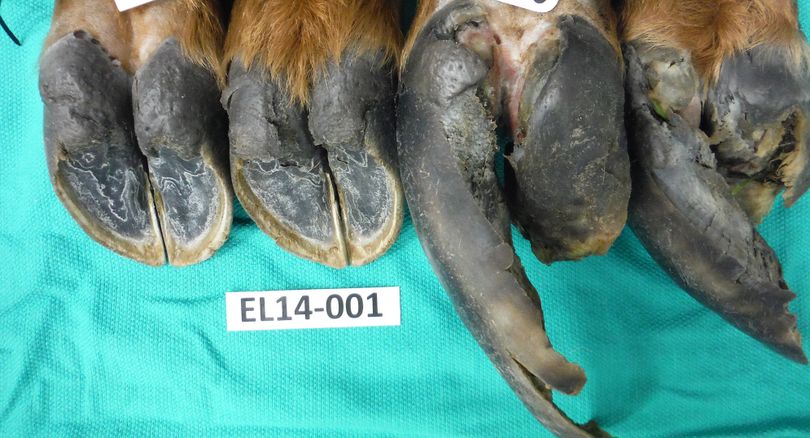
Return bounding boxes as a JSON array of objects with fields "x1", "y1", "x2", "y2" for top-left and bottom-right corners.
[{"x1": 0, "y1": 0, "x2": 21, "y2": 46}]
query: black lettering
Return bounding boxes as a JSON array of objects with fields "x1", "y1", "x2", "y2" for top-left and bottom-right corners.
[
  {"x1": 367, "y1": 293, "x2": 383, "y2": 317},
  {"x1": 259, "y1": 297, "x2": 274, "y2": 321},
  {"x1": 346, "y1": 294, "x2": 363, "y2": 318},
  {"x1": 277, "y1": 296, "x2": 292, "y2": 321},
  {"x1": 326, "y1": 294, "x2": 344, "y2": 319},
  {"x1": 240, "y1": 297, "x2": 256, "y2": 322}
]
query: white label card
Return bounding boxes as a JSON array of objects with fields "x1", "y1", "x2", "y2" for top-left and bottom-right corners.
[
  {"x1": 226, "y1": 287, "x2": 401, "y2": 331},
  {"x1": 114, "y1": 0, "x2": 157, "y2": 12},
  {"x1": 495, "y1": 0, "x2": 559, "y2": 13}
]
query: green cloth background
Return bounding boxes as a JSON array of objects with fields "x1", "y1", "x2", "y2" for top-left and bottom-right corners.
[{"x1": 1, "y1": 1, "x2": 809, "y2": 436}]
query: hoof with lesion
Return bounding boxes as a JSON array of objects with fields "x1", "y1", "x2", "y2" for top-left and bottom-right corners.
[
  {"x1": 221, "y1": 0, "x2": 404, "y2": 268},
  {"x1": 398, "y1": 0, "x2": 629, "y2": 436},
  {"x1": 39, "y1": 0, "x2": 232, "y2": 266},
  {"x1": 619, "y1": 0, "x2": 809, "y2": 363}
]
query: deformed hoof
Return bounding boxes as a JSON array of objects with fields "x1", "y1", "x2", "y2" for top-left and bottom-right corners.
[
  {"x1": 624, "y1": 43, "x2": 808, "y2": 363},
  {"x1": 397, "y1": 1, "x2": 627, "y2": 435},
  {"x1": 507, "y1": 15, "x2": 629, "y2": 263}
]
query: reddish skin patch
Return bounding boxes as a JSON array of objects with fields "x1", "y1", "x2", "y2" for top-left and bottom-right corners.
[{"x1": 456, "y1": 23, "x2": 543, "y2": 145}]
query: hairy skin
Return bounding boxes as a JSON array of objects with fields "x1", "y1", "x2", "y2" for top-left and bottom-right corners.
[
  {"x1": 224, "y1": 0, "x2": 402, "y2": 103},
  {"x1": 619, "y1": 0, "x2": 810, "y2": 362},
  {"x1": 47, "y1": 0, "x2": 225, "y2": 76},
  {"x1": 40, "y1": 0, "x2": 231, "y2": 266},
  {"x1": 620, "y1": 0, "x2": 807, "y2": 83}
]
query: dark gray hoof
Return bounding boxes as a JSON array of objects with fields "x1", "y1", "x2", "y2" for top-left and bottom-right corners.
[
  {"x1": 40, "y1": 31, "x2": 164, "y2": 265},
  {"x1": 507, "y1": 16, "x2": 630, "y2": 264},
  {"x1": 133, "y1": 38, "x2": 232, "y2": 266},
  {"x1": 40, "y1": 33, "x2": 232, "y2": 266},
  {"x1": 706, "y1": 45, "x2": 810, "y2": 221},
  {"x1": 624, "y1": 43, "x2": 806, "y2": 364},
  {"x1": 223, "y1": 53, "x2": 402, "y2": 268},
  {"x1": 308, "y1": 52, "x2": 403, "y2": 266},
  {"x1": 397, "y1": 3, "x2": 611, "y2": 436}
]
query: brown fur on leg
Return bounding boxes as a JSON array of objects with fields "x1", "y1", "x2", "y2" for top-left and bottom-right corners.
[
  {"x1": 620, "y1": 0, "x2": 807, "y2": 83},
  {"x1": 178, "y1": 0, "x2": 227, "y2": 78},
  {"x1": 128, "y1": 0, "x2": 226, "y2": 81},
  {"x1": 45, "y1": 0, "x2": 132, "y2": 68},
  {"x1": 401, "y1": 0, "x2": 436, "y2": 66},
  {"x1": 45, "y1": 0, "x2": 225, "y2": 80},
  {"x1": 223, "y1": 0, "x2": 402, "y2": 104}
]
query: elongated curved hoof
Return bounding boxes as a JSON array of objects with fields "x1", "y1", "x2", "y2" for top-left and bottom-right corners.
[
  {"x1": 223, "y1": 52, "x2": 402, "y2": 268},
  {"x1": 398, "y1": 1, "x2": 626, "y2": 435},
  {"x1": 624, "y1": 43, "x2": 807, "y2": 364}
]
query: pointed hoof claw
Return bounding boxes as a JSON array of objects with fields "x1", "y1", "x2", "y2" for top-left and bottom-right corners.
[
  {"x1": 623, "y1": 41, "x2": 808, "y2": 363},
  {"x1": 397, "y1": 1, "x2": 626, "y2": 435}
]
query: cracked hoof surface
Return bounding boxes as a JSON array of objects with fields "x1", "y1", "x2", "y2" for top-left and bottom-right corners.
[
  {"x1": 223, "y1": 52, "x2": 402, "y2": 269},
  {"x1": 40, "y1": 32, "x2": 232, "y2": 266}
]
